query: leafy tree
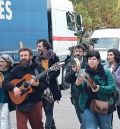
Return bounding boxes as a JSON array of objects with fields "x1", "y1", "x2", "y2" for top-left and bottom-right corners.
[{"x1": 70, "y1": 0, "x2": 120, "y2": 29}]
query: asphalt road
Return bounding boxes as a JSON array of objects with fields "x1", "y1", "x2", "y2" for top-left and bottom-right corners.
[{"x1": 11, "y1": 89, "x2": 120, "y2": 129}]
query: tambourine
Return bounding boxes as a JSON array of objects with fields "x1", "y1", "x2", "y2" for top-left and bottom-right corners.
[
  {"x1": 0, "y1": 72, "x2": 4, "y2": 86},
  {"x1": 71, "y1": 57, "x2": 80, "y2": 68}
]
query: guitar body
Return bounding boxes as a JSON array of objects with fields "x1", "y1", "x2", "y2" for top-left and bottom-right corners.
[{"x1": 9, "y1": 74, "x2": 33, "y2": 104}]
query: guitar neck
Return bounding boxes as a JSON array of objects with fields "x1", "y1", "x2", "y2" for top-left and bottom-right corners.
[
  {"x1": 34, "y1": 68, "x2": 51, "y2": 81},
  {"x1": 34, "y1": 61, "x2": 65, "y2": 81}
]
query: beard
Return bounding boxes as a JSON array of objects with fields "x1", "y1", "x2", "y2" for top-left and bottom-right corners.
[
  {"x1": 75, "y1": 54, "x2": 81, "y2": 59},
  {"x1": 19, "y1": 59, "x2": 31, "y2": 67}
]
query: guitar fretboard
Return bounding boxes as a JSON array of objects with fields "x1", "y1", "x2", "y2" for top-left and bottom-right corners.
[
  {"x1": 34, "y1": 68, "x2": 51, "y2": 80},
  {"x1": 34, "y1": 62, "x2": 65, "y2": 81}
]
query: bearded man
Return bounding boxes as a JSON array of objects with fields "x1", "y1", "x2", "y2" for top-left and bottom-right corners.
[{"x1": 5, "y1": 47, "x2": 47, "y2": 129}]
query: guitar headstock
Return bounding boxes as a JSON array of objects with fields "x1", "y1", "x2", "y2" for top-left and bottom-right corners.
[
  {"x1": 49, "y1": 62, "x2": 65, "y2": 71},
  {"x1": 82, "y1": 72, "x2": 90, "y2": 79}
]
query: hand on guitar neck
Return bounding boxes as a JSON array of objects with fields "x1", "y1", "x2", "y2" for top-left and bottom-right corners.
[{"x1": 77, "y1": 72, "x2": 99, "y2": 92}]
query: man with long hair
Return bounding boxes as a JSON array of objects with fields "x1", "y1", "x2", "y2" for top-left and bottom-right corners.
[{"x1": 35, "y1": 39, "x2": 62, "y2": 129}]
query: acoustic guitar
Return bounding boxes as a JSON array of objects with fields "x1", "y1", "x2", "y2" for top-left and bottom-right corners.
[
  {"x1": 78, "y1": 72, "x2": 98, "y2": 90},
  {"x1": 9, "y1": 62, "x2": 65, "y2": 104}
]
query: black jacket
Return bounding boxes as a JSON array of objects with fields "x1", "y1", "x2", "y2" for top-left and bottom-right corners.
[
  {"x1": 65, "y1": 56, "x2": 87, "y2": 85},
  {"x1": 65, "y1": 56, "x2": 87, "y2": 99},
  {"x1": 48, "y1": 55, "x2": 62, "y2": 101},
  {"x1": 35, "y1": 53, "x2": 62, "y2": 101},
  {"x1": 4, "y1": 61, "x2": 48, "y2": 106},
  {"x1": 2, "y1": 67, "x2": 16, "y2": 111}
]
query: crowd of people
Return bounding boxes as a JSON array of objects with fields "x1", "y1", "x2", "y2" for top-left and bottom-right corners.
[
  {"x1": 64, "y1": 43, "x2": 120, "y2": 129},
  {"x1": 0, "y1": 39, "x2": 119, "y2": 129}
]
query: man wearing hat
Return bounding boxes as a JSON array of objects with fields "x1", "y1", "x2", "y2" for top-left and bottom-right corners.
[{"x1": 0, "y1": 54, "x2": 14, "y2": 129}]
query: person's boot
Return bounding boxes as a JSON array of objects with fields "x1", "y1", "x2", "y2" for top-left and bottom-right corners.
[{"x1": 51, "y1": 125, "x2": 56, "y2": 129}]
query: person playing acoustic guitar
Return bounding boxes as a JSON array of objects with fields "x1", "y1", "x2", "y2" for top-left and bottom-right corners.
[
  {"x1": 75, "y1": 50, "x2": 117, "y2": 129},
  {"x1": 5, "y1": 47, "x2": 48, "y2": 129}
]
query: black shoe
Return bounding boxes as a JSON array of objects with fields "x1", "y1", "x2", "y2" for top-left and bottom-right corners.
[{"x1": 51, "y1": 126, "x2": 56, "y2": 129}]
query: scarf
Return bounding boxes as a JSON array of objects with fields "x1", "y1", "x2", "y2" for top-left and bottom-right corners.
[{"x1": 85, "y1": 63, "x2": 106, "y2": 81}]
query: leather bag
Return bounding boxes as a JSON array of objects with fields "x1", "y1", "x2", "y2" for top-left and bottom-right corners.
[{"x1": 90, "y1": 99, "x2": 109, "y2": 114}]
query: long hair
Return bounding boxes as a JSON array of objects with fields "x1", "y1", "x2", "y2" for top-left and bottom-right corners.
[
  {"x1": 107, "y1": 48, "x2": 120, "y2": 63},
  {"x1": 36, "y1": 39, "x2": 51, "y2": 50}
]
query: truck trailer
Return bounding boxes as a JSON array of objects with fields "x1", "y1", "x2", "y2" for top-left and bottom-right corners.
[
  {"x1": 0, "y1": 0, "x2": 82, "y2": 58},
  {"x1": 0, "y1": 0, "x2": 82, "y2": 87}
]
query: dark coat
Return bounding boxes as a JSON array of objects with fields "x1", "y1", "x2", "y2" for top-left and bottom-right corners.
[
  {"x1": 65, "y1": 56, "x2": 87, "y2": 99},
  {"x1": 2, "y1": 67, "x2": 16, "y2": 111},
  {"x1": 35, "y1": 53, "x2": 62, "y2": 101},
  {"x1": 47, "y1": 55, "x2": 62, "y2": 101},
  {"x1": 4, "y1": 61, "x2": 48, "y2": 106}
]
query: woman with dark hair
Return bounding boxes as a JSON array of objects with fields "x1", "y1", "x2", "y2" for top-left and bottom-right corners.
[
  {"x1": 75, "y1": 50, "x2": 117, "y2": 129},
  {"x1": 105, "y1": 48, "x2": 120, "y2": 119}
]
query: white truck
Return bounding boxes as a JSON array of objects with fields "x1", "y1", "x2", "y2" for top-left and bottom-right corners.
[
  {"x1": 0, "y1": 0, "x2": 82, "y2": 56},
  {"x1": 89, "y1": 28, "x2": 120, "y2": 64}
]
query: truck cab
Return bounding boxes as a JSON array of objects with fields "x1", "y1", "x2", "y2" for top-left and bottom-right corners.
[{"x1": 47, "y1": 0, "x2": 82, "y2": 56}]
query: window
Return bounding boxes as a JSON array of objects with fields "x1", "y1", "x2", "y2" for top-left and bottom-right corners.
[
  {"x1": 90, "y1": 38, "x2": 119, "y2": 50},
  {"x1": 66, "y1": 12, "x2": 75, "y2": 31}
]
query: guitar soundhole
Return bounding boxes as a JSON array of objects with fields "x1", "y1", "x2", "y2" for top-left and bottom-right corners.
[
  {"x1": 21, "y1": 89, "x2": 29, "y2": 95},
  {"x1": 24, "y1": 82, "x2": 29, "y2": 88}
]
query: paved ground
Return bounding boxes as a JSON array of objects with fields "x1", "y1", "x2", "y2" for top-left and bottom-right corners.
[{"x1": 11, "y1": 89, "x2": 119, "y2": 129}]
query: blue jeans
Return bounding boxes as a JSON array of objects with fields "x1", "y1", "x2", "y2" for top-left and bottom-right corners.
[
  {"x1": 72, "y1": 97, "x2": 81, "y2": 123},
  {"x1": 81, "y1": 108, "x2": 112, "y2": 129},
  {"x1": 43, "y1": 99, "x2": 56, "y2": 129}
]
